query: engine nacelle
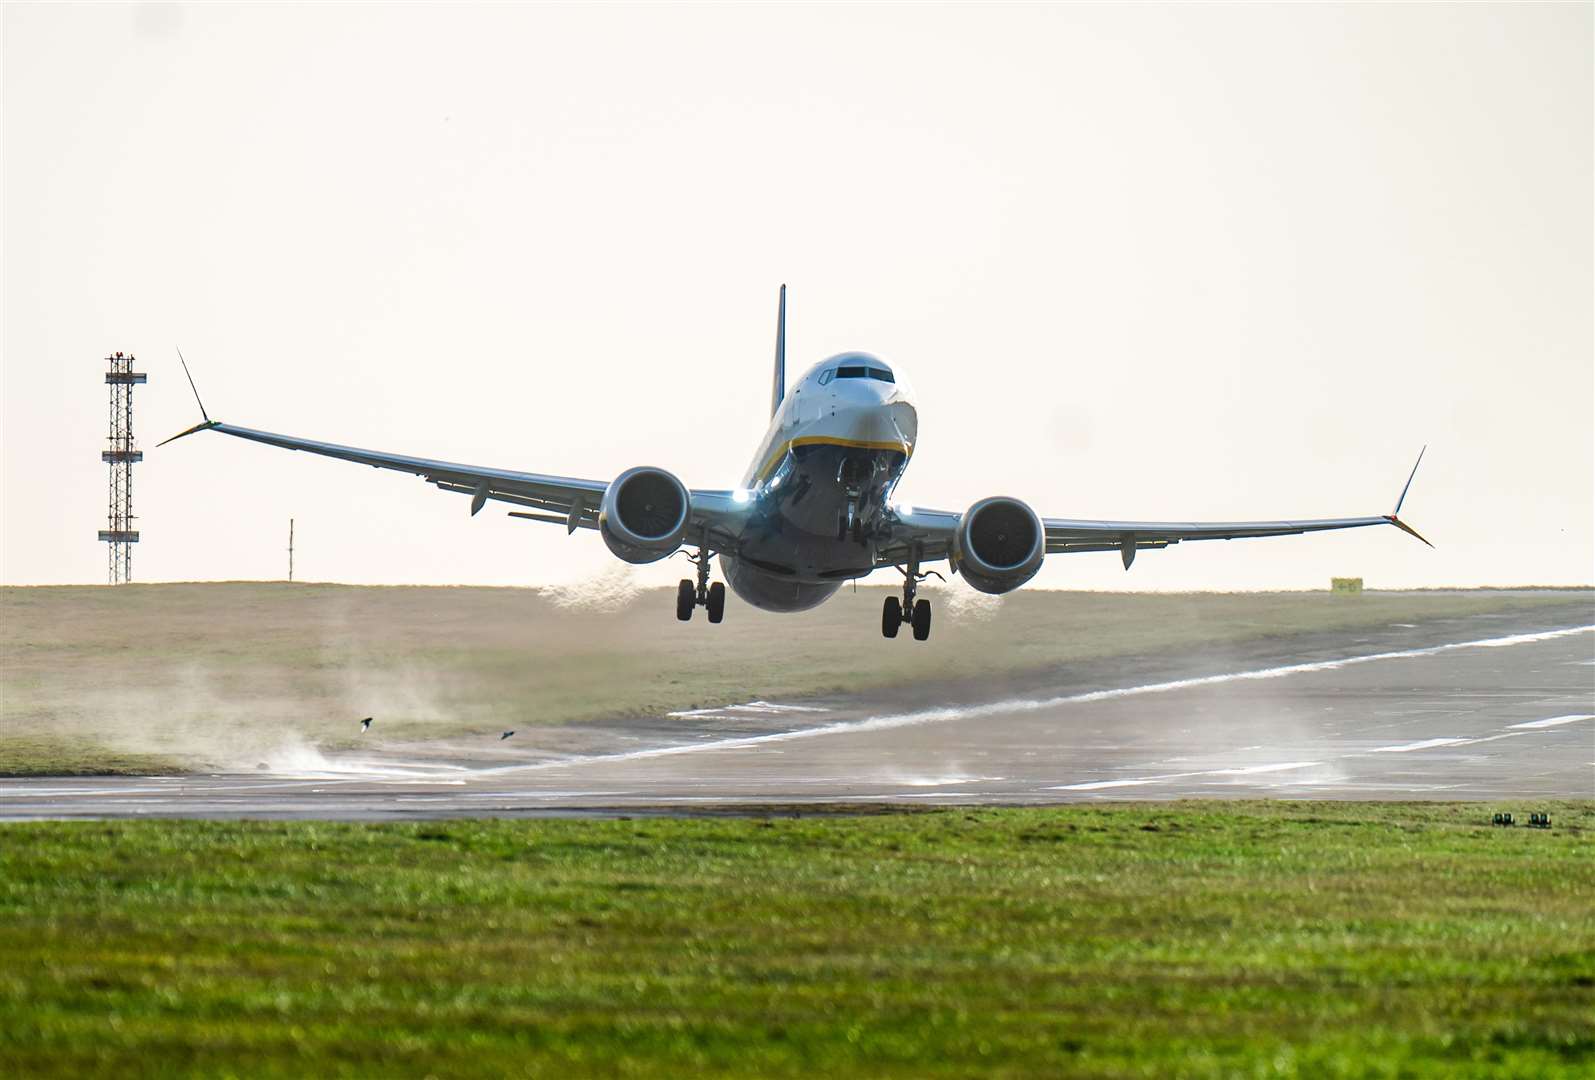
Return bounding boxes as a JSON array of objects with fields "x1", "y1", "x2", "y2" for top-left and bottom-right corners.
[
  {"x1": 599, "y1": 466, "x2": 691, "y2": 564},
  {"x1": 953, "y1": 496, "x2": 1045, "y2": 594}
]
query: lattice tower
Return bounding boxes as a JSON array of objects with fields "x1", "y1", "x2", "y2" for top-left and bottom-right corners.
[{"x1": 98, "y1": 352, "x2": 146, "y2": 583}]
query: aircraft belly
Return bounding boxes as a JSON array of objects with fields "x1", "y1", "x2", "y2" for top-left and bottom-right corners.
[
  {"x1": 724, "y1": 442, "x2": 906, "y2": 609},
  {"x1": 721, "y1": 557, "x2": 840, "y2": 612}
]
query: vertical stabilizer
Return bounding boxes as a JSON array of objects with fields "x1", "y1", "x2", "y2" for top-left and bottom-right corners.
[{"x1": 771, "y1": 284, "x2": 787, "y2": 417}]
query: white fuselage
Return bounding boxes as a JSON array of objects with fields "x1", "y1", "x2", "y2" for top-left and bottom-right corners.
[{"x1": 719, "y1": 353, "x2": 919, "y2": 611}]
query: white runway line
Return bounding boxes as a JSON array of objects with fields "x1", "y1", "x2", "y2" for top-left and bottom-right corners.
[
  {"x1": 455, "y1": 623, "x2": 1595, "y2": 779},
  {"x1": 1055, "y1": 779, "x2": 1164, "y2": 791},
  {"x1": 1053, "y1": 761, "x2": 1323, "y2": 791},
  {"x1": 667, "y1": 701, "x2": 831, "y2": 718},
  {"x1": 1211, "y1": 761, "x2": 1323, "y2": 775},
  {"x1": 1371, "y1": 737, "x2": 1473, "y2": 753},
  {"x1": 885, "y1": 774, "x2": 1007, "y2": 787},
  {"x1": 1508, "y1": 714, "x2": 1594, "y2": 729}
]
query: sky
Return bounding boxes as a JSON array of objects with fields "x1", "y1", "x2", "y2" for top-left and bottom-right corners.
[{"x1": 4, "y1": 2, "x2": 1591, "y2": 592}]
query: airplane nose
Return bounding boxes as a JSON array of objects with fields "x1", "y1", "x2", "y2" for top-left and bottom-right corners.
[
  {"x1": 838, "y1": 398, "x2": 916, "y2": 453},
  {"x1": 832, "y1": 377, "x2": 894, "y2": 406}
]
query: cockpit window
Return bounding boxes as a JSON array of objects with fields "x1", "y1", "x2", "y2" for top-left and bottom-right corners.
[
  {"x1": 818, "y1": 369, "x2": 834, "y2": 385},
  {"x1": 833, "y1": 366, "x2": 895, "y2": 383}
]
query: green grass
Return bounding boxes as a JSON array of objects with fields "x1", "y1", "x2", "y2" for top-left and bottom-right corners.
[
  {"x1": 4, "y1": 583, "x2": 1589, "y2": 776},
  {"x1": 2, "y1": 803, "x2": 1592, "y2": 1077}
]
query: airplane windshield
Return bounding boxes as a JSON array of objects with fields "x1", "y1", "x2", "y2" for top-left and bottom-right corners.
[{"x1": 831, "y1": 366, "x2": 894, "y2": 384}]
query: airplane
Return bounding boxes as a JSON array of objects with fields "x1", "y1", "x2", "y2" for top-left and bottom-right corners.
[{"x1": 162, "y1": 286, "x2": 1429, "y2": 641}]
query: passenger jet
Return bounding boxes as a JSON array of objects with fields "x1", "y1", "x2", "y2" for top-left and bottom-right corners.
[{"x1": 163, "y1": 287, "x2": 1429, "y2": 641}]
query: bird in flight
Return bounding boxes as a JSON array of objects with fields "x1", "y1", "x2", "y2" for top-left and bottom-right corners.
[
  {"x1": 359, "y1": 717, "x2": 373, "y2": 732},
  {"x1": 499, "y1": 730, "x2": 515, "y2": 741}
]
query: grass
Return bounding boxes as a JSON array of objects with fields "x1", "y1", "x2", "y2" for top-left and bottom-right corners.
[
  {"x1": 2, "y1": 583, "x2": 1590, "y2": 776},
  {"x1": 1, "y1": 803, "x2": 1591, "y2": 1077}
]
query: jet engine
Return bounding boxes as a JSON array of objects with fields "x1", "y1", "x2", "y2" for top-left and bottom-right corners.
[
  {"x1": 599, "y1": 466, "x2": 691, "y2": 564},
  {"x1": 953, "y1": 496, "x2": 1045, "y2": 594}
]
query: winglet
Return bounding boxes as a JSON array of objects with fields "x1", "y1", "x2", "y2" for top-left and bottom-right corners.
[
  {"x1": 771, "y1": 284, "x2": 787, "y2": 418},
  {"x1": 1384, "y1": 513, "x2": 1434, "y2": 548},
  {"x1": 1385, "y1": 446, "x2": 1432, "y2": 547},
  {"x1": 1393, "y1": 445, "x2": 1425, "y2": 516},
  {"x1": 159, "y1": 347, "x2": 220, "y2": 446},
  {"x1": 177, "y1": 347, "x2": 210, "y2": 423},
  {"x1": 157, "y1": 419, "x2": 220, "y2": 447}
]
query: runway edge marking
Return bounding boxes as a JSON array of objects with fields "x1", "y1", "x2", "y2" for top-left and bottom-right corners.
[
  {"x1": 468, "y1": 624, "x2": 1595, "y2": 777},
  {"x1": 1508, "y1": 714, "x2": 1594, "y2": 729}
]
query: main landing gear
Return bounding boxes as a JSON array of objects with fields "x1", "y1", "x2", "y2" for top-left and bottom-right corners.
[
  {"x1": 883, "y1": 547, "x2": 939, "y2": 642},
  {"x1": 676, "y1": 541, "x2": 725, "y2": 624}
]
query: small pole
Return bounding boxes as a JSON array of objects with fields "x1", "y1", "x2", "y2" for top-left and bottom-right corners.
[{"x1": 288, "y1": 518, "x2": 294, "y2": 582}]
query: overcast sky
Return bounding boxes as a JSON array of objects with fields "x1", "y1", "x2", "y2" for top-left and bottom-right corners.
[{"x1": 4, "y1": 2, "x2": 1591, "y2": 591}]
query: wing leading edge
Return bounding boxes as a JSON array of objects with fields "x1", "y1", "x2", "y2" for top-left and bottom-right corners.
[
  {"x1": 160, "y1": 420, "x2": 749, "y2": 549},
  {"x1": 1042, "y1": 512, "x2": 1406, "y2": 569},
  {"x1": 1044, "y1": 448, "x2": 1431, "y2": 563},
  {"x1": 877, "y1": 449, "x2": 1430, "y2": 571}
]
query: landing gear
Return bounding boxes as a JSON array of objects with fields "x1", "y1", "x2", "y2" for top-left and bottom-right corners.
[
  {"x1": 837, "y1": 495, "x2": 860, "y2": 542},
  {"x1": 881, "y1": 545, "x2": 942, "y2": 642},
  {"x1": 676, "y1": 535, "x2": 726, "y2": 624}
]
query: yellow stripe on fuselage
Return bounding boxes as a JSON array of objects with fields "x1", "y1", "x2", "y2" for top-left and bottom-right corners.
[{"x1": 754, "y1": 435, "x2": 913, "y2": 485}]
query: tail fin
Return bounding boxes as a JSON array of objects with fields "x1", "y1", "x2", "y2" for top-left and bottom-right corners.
[{"x1": 771, "y1": 284, "x2": 787, "y2": 417}]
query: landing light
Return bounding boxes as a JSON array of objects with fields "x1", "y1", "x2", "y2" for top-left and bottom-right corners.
[{"x1": 732, "y1": 488, "x2": 753, "y2": 504}]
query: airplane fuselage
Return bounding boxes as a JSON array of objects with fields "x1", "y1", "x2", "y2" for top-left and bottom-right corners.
[{"x1": 721, "y1": 352, "x2": 917, "y2": 611}]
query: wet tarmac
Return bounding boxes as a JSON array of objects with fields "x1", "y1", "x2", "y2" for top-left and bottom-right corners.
[{"x1": 3, "y1": 601, "x2": 1591, "y2": 820}]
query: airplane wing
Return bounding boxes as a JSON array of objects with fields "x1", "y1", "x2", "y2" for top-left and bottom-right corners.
[
  {"x1": 1038, "y1": 510, "x2": 1429, "y2": 567},
  {"x1": 160, "y1": 420, "x2": 750, "y2": 549},
  {"x1": 876, "y1": 450, "x2": 1430, "y2": 569}
]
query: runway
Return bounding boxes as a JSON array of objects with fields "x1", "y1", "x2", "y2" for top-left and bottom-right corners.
[{"x1": 3, "y1": 602, "x2": 1591, "y2": 819}]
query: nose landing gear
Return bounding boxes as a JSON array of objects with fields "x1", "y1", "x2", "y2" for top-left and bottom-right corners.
[
  {"x1": 676, "y1": 538, "x2": 726, "y2": 623},
  {"x1": 882, "y1": 546, "x2": 940, "y2": 641},
  {"x1": 836, "y1": 494, "x2": 867, "y2": 543},
  {"x1": 836, "y1": 455, "x2": 874, "y2": 543}
]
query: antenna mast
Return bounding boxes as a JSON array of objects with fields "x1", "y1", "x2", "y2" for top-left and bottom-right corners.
[{"x1": 98, "y1": 352, "x2": 146, "y2": 584}]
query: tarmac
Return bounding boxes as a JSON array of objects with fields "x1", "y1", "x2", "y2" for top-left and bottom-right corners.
[{"x1": 3, "y1": 600, "x2": 1591, "y2": 820}]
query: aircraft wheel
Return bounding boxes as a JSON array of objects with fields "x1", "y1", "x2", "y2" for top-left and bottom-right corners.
[
  {"x1": 676, "y1": 580, "x2": 695, "y2": 621},
  {"x1": 706, "y1": 581, "x2": 726, "y2": 624},
  {"x1": 911, "y1": 598, "x2": 932, "y2": 641},
  {"x1": 882, "y1": 595, "x2": 901, "y2": 638}
]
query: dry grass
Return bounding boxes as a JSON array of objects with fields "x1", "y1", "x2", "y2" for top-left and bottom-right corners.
[{"x1": 2, "y1": 582, "x2": 1589, "y2": 775}]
